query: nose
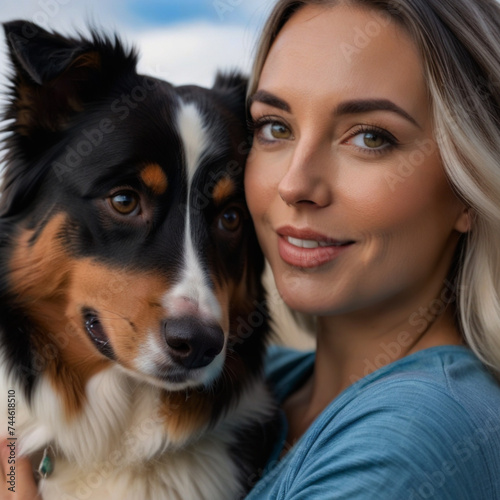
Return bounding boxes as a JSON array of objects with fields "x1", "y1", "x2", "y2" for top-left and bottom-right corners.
[
  {"x1": 278, "y1": 140, "x2": 332, "y2": 207},
  {"x1": 163, "y1": 317, "x2": 224, "y2": 369}
]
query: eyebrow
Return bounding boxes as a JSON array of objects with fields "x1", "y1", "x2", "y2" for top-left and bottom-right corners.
[
  {"x1": 335, "y1": 99, "x2": 421, "y2": 128},
  {"x1": 248, "y1": 90, "x2": 291, "y2": 113},
  {"x1": 249, "y1": 90, "x2": 421, "y2": 129}
]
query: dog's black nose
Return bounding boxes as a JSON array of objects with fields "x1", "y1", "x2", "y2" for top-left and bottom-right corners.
[{"x1": 163, "y1": 317, "x2": 225, "y2": 369}]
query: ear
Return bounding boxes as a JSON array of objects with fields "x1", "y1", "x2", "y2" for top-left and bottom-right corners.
[
  {"x1": 3, "y1": 20, "x2": 137, "y2": 137},
  {"x1": 212, "y1": 71, "x2": 248, "y2": 122},
  {"x1": 454, "y1": 205, "x2": 473, "y2": 233},
  {"x1": 4, "y1": 20, "x2": 85, "y2": 85}
]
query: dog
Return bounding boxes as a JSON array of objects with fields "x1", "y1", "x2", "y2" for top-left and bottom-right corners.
[{"x1": 0, "y1": 20, "x2": 277, "y2": 500}]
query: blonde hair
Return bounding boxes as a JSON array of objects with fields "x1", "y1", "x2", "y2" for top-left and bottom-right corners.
[{"x1": 249, "y1": 0, "x2": 500, "y2": 373}]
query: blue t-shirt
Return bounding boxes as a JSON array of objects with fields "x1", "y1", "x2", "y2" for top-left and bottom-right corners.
[{"x1": 245, "y1": 345, "x2": 500, "y2": 499}]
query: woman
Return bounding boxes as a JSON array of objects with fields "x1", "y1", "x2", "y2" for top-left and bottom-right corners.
[
  {"x1": 243, "y1": 0, "x2": 500, "y2": 497},
  {"x1": 3, "y1": 0, "x2": 500, "y2": 498}
]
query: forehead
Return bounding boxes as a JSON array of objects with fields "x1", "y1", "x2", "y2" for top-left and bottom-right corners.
[
  {"x1": 58, "y1": 83, "x2": 242, "y2": 193},
  {"x1": 259, "y1": 4, "x2": 427, "y2": 117}
]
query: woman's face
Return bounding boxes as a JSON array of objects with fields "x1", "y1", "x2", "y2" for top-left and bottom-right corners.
[{"x1": 245, "y1": 4, "x2": 469, "y2": 316}]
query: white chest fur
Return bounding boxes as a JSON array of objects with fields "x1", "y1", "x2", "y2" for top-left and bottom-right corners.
[{"x1": 2, "y1": 366, "x2": 274, "y2": 500}]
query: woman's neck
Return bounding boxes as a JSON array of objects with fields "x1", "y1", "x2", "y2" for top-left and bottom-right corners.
[
  {"x1": 282, "y1": 300, "x2": 462, "y2": 450},
  {"x1": 315, "y1": 305, "x2": 461, "y2": 398}
]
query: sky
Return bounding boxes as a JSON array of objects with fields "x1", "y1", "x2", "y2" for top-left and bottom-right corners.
[{"x1": 0, "y1": 0, "x2": 274, "y2": 97}]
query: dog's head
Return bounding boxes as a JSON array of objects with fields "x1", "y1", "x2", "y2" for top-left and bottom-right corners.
[{"x1": 0, "y1": 21, "x2": 267, "y2": 411}]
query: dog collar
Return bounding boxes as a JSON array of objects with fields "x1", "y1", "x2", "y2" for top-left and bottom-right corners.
[{"x1": 37, "y1": 446, "x2": 55, "y2": 479}]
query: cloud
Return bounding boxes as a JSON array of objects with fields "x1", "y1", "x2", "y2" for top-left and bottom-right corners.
[
  {"x1": 0, "y1": 0, "x2": 269, "y2": 92},
  {"x1": 133, "y1": 22, "x2": 258, "y2": 87},
  {"x1": 0, "y1": 0, "x2": 126, "y2": 34}
]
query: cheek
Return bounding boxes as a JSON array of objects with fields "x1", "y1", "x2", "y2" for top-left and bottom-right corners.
[
  {"x1": 352, "y1": 168, "x2": 463, "y2": 295},
  {"x1": 339, "y1": 151, "x2": 459, "y2": 234},
  {"x1": 244, "y1": 151, "x2": 274, "y2": 222},
  {"x1": 244, "y1": 163, "x2": 276, "y2": 273}
]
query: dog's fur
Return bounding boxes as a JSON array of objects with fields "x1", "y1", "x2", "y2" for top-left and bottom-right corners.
[{"x1": 0, "y1": 21, "x2": 277, "y2": 500}]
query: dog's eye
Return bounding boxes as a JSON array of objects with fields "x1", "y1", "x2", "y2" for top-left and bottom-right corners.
[
  {"x1": 109, "y1": 191, "x2": 141, "y2": 216},
  {"x1": 218, "y1": 207, "x2": 242, "y2": 232}
]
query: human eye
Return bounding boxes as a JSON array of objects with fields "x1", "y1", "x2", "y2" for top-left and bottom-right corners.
[
  {"x1": 344, "y1": 125, "x2": 398, "y2": 155},
  {"x1": 249, "y1": 115, "x2": 294, "y2": 144}
]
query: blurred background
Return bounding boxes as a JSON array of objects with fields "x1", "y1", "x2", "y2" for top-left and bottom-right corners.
[{"x1": 0, "y1": 0, "x2": 273, "y2": 90}]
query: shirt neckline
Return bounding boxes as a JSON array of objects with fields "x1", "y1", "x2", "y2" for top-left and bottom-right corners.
[{"x1": 266, "y1": 344, "x2": 475, "y2": 469}]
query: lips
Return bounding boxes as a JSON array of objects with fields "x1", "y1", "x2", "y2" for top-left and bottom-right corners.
[{"x1": 276, "y1": 226, "x2": 354, "y2": 268}]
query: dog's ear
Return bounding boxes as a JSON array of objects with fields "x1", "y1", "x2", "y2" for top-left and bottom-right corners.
[
  {"x1": 3, "y1": 20, "x2": 137, "y2": 138},
  {"x1": 212, "y1": 72, "x2": 248, "y2": 123},
  {"x1": 4, "y1": 20, "x2": 87, "y2": 86}
]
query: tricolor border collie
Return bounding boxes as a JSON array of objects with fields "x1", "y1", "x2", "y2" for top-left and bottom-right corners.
[{"x1": 0, "y1": 21, "x2": 276, "y2": 500}]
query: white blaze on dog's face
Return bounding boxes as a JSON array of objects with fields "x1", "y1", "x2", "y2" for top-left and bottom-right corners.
[
  {"x1": 168, "y1": 101, "x2": 223, "y2": 325},
  {"x1": 69, "y1": 95, "x2": 251, "y2": 392},
  {"x1": 3, "y1": 37, "x2": 260, "y2": 411},
  {"x1": 134, "y1": 100, "x2": 228, "y2": 390}
]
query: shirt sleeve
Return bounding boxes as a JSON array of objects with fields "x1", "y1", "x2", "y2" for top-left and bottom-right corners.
[{"x1": 281, "y1": 380, "x2": 496, "y2": 500}]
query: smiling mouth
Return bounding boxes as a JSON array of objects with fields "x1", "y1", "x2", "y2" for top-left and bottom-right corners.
[
  {"x1": 286, "y1": 236, "x2": 354, "y2": 249},
  {"x1": 277, "y1": 235, "x2": 354, "y2": 268}
]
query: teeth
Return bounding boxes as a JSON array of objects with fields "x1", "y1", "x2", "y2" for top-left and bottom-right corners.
[
  {"x1": 287, "y1": 236, "x2": 344, "y2": 248},
  {"x1": 288, "y1": 237, "x2": 319, "y2": 248}
]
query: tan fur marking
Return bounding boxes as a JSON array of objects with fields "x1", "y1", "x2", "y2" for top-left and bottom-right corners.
[
  {"x1": 160, "y1": 390, "x2": 212, "y2": 443},
  {"x1": 227, "y1": 262, "x2": 257, "y2": 324},
  {"x1": 9, "y1": 215, "x2": 170, "y2": 419},
  {"x1": 213, "y1": 279, "x2": 231, "y2": 335},
  {"x1": 9, "y1": 215, "x2": 110, "y2": 417},
  {"x1": 67, "y1": 261, "x2": 168, "y2": 367},
  {"x1": 140, "y1": 163, "x2": 168, "y2": 195},
  {"x1": 212, "y1": 177, "x2": 235, "y2": 206},
  {"x1": 9, "y1": 214, "x2": 240, "y2": 437}
]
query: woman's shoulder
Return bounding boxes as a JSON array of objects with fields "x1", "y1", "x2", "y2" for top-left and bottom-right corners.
[
  {"x1": 265, "y1": 344, "x2": 500, "y2": 470},
  {"x1": 329, "y1": 345, "x2": 500, "y2": 437},
  {"x1": 354, "y1": 345, "x2": 500, "y2": 420},
  {"x1": 255, "y1": 345, "x2": 500, "y2": 499}
]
